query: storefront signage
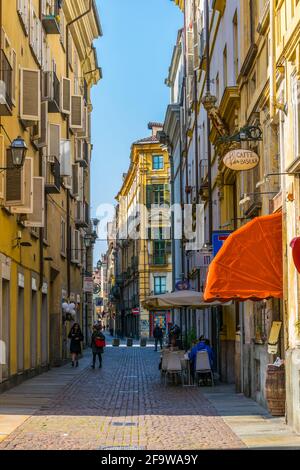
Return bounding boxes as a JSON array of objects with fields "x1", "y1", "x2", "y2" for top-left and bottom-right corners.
[
  {"x1": 175, "y1": 280, "x2": 190, "y2": 291},
  {"x1": 212, "y1": 231, "x2": 232, "y2": 257},
  {"x1": 223, "y1": 149, "x2": 260, "y2": 171},
  {"x1": 83, "y1": 277, "x2": 94, "y2": 293}
]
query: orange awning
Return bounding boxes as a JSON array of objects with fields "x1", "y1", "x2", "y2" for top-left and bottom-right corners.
[{"x1": 203, "y1": 213, "x2": 283, "y2": 302}]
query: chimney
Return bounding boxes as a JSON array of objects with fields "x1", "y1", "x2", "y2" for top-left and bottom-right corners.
[{"x1": 148, "y1": 122, "x2": 163, "y2": 137}]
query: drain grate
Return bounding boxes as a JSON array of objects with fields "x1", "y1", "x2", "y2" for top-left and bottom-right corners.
[
  {"x1": 112, "y1": 422, "x2": 137, "y2": 427},
  {"x1": 99, "y1": 446, "x2": 144, "y2": 450}
]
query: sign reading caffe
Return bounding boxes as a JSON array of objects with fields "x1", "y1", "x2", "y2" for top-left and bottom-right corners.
[{"x1": 223, "y1": 149, "x2": 260, "y2": 171}]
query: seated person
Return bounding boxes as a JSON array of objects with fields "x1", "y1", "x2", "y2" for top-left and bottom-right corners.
[{"x1": 189, "y1": 337, "x2": 214, "y2": 379}]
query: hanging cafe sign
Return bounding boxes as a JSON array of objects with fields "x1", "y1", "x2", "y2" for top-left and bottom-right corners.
[{"x1": 223, "y1": 149, "x2": 260, "y2": 171}]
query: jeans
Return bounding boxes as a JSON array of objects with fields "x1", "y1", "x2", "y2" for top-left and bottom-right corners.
[
  {"x1": 155, "y1": 338, "x2": 163, "y2": 351},
  {"x1": 93, "y1": 352, "x2": 102, "y2": 367}
]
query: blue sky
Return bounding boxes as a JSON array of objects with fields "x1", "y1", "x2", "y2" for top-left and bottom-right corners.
[{"x1": 91, "y1": 0, "x2": 182, "y2": 262}]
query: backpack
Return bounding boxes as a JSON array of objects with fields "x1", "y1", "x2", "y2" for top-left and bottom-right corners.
[{"x1": 95, "y1": 335, "x2": 105, "y2": 348}]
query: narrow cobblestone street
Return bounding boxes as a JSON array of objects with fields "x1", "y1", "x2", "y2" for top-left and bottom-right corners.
[{"x1": 1, "y1": 342, "x2": 300, "y2": 450}]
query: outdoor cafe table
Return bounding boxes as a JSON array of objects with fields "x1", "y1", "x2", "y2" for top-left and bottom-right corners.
[{"x1": 161, "y1": 349, "x2": 194, "y2": 387}]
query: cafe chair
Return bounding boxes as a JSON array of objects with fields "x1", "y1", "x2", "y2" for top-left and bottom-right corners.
[
  {"x1": 194, "y1": 350, "x2": 214, "y2": 386},
  {"x1": 165, "y1": 352, "x2": 184, "y2": 386}
]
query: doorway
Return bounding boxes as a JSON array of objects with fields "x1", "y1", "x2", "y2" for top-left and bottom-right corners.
[
  {"x1": 1, "y1": 279, "x2": 10, "y2": 380},
  {"x1": 41, "y1": 293, "x2": 48, "y2": 365},
  {"x1": 31, "y1": 289, "x2": 38, "y2": 369},
  {"x1": 17, "y1": 287, "x2": 24, "y2": 372}
]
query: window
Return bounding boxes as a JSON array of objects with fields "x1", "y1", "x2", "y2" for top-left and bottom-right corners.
[
  {"x1": 223, "y1": 45, "x2": 227, "y2": 89},
  {"x1": 152, "y1": 155, "x2": 164, "y2": 170},
  {"x1": 154, "y1": 276, "x2": 167, "y2": 295},
  {"x1": 146, "y1": 184, "x2": 170, "y2": 207},
  {"x1": 292, "y1": 75, "x2": 300, "y2": 158},
  {"x1": 60, "y1": 218, "x2": 66, "y2": 255},
  {"x1": 233, "y1": 11, "x2": 239, "y2": 82}
]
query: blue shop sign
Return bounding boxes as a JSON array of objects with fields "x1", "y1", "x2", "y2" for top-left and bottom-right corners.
[{"x1": 212, "y1": 231, "x2": 232, "y2": 257}]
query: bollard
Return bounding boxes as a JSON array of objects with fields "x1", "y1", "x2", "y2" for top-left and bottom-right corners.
[
  {"x1": 112, "y1": 338, "x2": 120, "y2": 347},
  {"x1": 127, "y1": 338, "x2": 133, "y2": 347}
]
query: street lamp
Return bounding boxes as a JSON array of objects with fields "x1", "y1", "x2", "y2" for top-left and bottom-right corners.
[
  {"x1": 97, "y1": 259, "x2": 102, "y2": 270},
  {"x1": 10, "y1": 136, "x2": 28, "y2": 168},
  {"x1": 0, "y1": 129, "x2": 28, "y2": 170}
]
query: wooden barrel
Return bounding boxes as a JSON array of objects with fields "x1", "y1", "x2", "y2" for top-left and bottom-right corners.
[{"x1": 265, "y1": 364, "x2": 286, "y2": 416}]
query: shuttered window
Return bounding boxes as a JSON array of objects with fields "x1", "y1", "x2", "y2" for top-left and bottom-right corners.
[
  {"x1": 4, "y1": 150, "x2": 24, "y2": 206},
  {"x1": 20, "y1": 68, "x2": 40, "y2": 121},
  {"x1": 61, "y1": 77, "x2": 71, "y2": 114},
  {"x1": 60, "y1": 139, "x2": 72, "y2": 176},
  {"x1": 11, "y1": 158, "x2": 33, "y2": 214},
  {"x1": 70, "y1": 95, "x2": 83, "y2": 129},
  {"x1": 39, "y1": 101, "x2": 48, "y2": 148},
  {"x1": 24, "y1": 177, "x2": 45, "y2": 227},
  {"x1": 72, "y1": 164, "x2": 79, "y2": 196},
  {"x1": 48, "y1": 123, "x2": 60, "y2": 160}
]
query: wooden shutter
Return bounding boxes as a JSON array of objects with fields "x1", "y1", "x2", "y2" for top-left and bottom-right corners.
[
  {"x1": 164, "y1": 184, "x2": 171, "y2": 206},
  {"x1": 11, "y1": 49, "x2": 16, "y2": 104},
  {"x1": 11, "y1": 158, "x2": 33, "y2": 214},
  {"x1": 61, "y1": 77, "x2": 71, "y2": 114},
  {"x1": 78, "y1": 166, "x2": 84, "y2": 201},
  {"x1": 20, "y1": 68, "x2": 40, "y2": 121},
  {"x1": 60, "y1": 139, "x2": 72, "y2": 176},
  {"x1": 48, "y1": 123, "x2": 60, "y2": 160},
  {"x1": 72, "y1": 164, "x2": 79, "y2": 196},
  {"x1": 77, "y1": 106, "x2": 88, "y2": 138},
  {"x1": 75, "y1": 138, "x2": 83, "y2": 162},
  {"x1": 24, "y1": 177, "x2": 45, "y2": 227},
  {"x1": 67, "y1": 30, "x2": 73, "y2": 68},
  {"x1": 4, "y1": 150, "x2": 24, "y2": 206},
  {"x1": 39, "y1": 101, "x2": 48, "y2": 147},
  {"x1": 0, "y1": 135, "x2": 5, "y2": 199},
  {"x1": 193, "y1": 20, "x2": 199, "y2": 70},
  {"x1": 70, "y1": 95, "x2": 83, "y2": 129}
]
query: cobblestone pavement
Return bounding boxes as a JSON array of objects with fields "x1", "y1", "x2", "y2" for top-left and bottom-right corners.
[{"x1": 0, "y1": 347, "x2": 245, "y2": 450}]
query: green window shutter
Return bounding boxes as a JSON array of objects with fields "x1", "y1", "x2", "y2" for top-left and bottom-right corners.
[
  {"x1": 164, "y1": 184, "x2": 170, "y2": 205},
  {"x1": 146, "y1": 184, "x2": 152, "y2": 208}
]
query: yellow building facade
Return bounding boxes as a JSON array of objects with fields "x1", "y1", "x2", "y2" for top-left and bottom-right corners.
[
  {"x1": 116, "y1": 123, "x2": 172, "y2": 338},
  {"x1": 0, "y1": 0, "x2": 101, "y2": 389}
]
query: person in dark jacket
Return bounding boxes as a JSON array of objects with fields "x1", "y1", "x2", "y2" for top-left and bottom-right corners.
[
  {"x1": 68, "y1": 323, "x2": 83, "y2": 367},
  {"x1": 153, "y1": 324, "x2": 164, "y2": 351},
  {"x1": 91, "y1": 326, "x2": 106, "y2": 368}
]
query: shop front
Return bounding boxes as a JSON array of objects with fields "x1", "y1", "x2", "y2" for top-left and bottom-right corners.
[{"x1": 150, "y1": 310, "x2": 171, "y2": 337}]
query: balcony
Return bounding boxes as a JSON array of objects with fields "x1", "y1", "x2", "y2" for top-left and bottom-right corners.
[
  {"x1": 45, "y1": 156, "x2": 60, "y2": 194},
  {"x1": 0, "y1": 50, "x2": 13, "y2": 116},
  {"x1": 42, "y1": 1, "x2": 60, "y2": 34},
  {"x1": 42, "y1": 71, "x2": 60, "y2": 113}
]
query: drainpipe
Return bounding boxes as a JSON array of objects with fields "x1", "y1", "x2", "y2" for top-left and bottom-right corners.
[
  {"x1": 65, "y1": 0, "x2": 93, "y2": 298},
  {"x1": 205, "y1": 0, "x2": 213, "y2": 242},
  {"x1": 270, "y1": 0, "x2": 276, "y2": 121}
]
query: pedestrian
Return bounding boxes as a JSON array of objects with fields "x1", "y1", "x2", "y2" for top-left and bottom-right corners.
[
  {"x1": 153, "y1": 324, "x2": 164, "y2": 351},
  {"x1": 91, "y1": 325, "x2": 106, "y2": 368},
  {"x1": 68, "y1": 323, "x2": 83, "y2": 367}
]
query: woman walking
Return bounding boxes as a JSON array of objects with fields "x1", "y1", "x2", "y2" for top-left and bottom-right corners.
[
  {"x1": 91, "y1": 326, "x2": 106, "y2": 368},
  {"x1": 68, "y1": 323, "x2": 84, "y2": 367}
]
